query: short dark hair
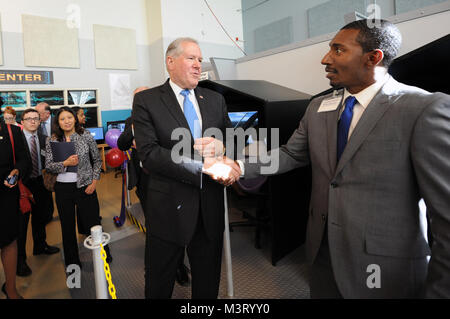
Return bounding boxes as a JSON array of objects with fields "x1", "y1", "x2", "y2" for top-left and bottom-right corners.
[
  {"x1": 341, "y1": 19, "x2": 402, "y2": 68},
  {"x1": 22, "y1": 108, "x2": 39, "y2": 118},
  {"x1": 52, "y1": 106, "x2": 84, "y2": 141}
]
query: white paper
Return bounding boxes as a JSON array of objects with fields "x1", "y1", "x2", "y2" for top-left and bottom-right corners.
[{"x1": 109, "y1": 73, "x2": 132, "y2": 109}]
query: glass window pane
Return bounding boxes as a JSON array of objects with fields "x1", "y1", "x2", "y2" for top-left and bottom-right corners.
[
  {"x1": 0, "y1": 91, "x2": 27, "y2": 108},
  {"x1": 30, "y1": 90, "x2": 64, "y2": 106},
  {"x1": 68, "y1": 90, "x2": 97, "y2": 105}
]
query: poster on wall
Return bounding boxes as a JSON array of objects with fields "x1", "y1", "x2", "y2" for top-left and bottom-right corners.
[{"x1": 109, "y1": 73, "x2": 131, "y2": 109}]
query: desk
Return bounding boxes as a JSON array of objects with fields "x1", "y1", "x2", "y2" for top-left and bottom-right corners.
[{"x1": 97, "y1": 143, "x2": 109, "y2": 172}]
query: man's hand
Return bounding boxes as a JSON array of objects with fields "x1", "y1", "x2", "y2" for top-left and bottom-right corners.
[
  {"x1": 194, "y1": 137, "x2": 224, "y2": 158},
  {"x1": 203, "y1": 156, "x2": 241, "y2": 186}
]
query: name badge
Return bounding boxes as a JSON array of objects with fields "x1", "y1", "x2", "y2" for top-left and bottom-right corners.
[{"x1": 318, "y1": 96, "x2": 342, "y2": 113}]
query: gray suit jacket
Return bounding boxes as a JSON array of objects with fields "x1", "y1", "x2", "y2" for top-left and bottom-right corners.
[{"x1": 245, "y1": 76, "x2": 450, "y2": 298}]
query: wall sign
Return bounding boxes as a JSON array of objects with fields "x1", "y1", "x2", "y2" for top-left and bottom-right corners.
[{"x1": 0, "y1": 70, "x2": 54, "y2": 84}]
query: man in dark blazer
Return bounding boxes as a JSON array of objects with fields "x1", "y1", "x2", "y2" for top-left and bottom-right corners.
[
  {"x1": 132, "y1": 37, "x2": 239, "y2": 299},
  {"x1": 118, "y1": 87, "x2": 191, "y2": 287},
  {"x1": 18, "y1": 108, "x2": 59, "y2": 276},
  {"x1": 208, "y1": 20, "x2": 450, "y2": 298},
  {"x1": 36, "y1": 102, "x2": 52, "y2": 138}
]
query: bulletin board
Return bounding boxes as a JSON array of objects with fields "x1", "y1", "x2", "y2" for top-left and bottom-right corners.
[
  {"x1": 93, "y1": 24, "x2": 137, "y2": 70},
  {"x1": 22, "y1": 14, "x2": 80, "y2": 68}
]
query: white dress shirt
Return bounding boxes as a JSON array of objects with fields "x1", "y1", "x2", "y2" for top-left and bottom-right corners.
[
  {"x1": 340, "y1": 74, "x2": 390, "y2": 140},
  {"x1": 169, "y1": 79, "x2": 203, "y2": 130}
]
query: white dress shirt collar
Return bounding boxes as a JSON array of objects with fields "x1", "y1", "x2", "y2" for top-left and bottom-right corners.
[
  {"x1": 343, "y1": 73, "x2": 390, "y2": 109},
  {"x1": 169, "y1": 79, "x2": 194, "y2": 98}
]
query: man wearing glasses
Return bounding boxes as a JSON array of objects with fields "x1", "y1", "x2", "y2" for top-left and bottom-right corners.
[{"x1": 18, "y1": 108, "x2": 59, "y2": 277}]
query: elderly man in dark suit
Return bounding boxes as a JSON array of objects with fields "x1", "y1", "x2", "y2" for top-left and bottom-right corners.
[
  {"x1": 132, "y1": 37, "x2": 240, "y2": 299},
  {"x1": 206, "y1": 19, "x2": 450, "y2": 298}
]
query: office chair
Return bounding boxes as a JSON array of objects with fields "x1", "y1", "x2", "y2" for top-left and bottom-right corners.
[{"x1": 229, "y1": 175, "x2": 269, "y2": 249}]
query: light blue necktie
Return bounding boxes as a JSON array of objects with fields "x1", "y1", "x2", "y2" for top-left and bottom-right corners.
[
  {"x1": 337, "y1": 96, "x2": 357, "y2": 161},
  {"x1": 180, "y1": 89, "x2": 201, "y2": 140}
]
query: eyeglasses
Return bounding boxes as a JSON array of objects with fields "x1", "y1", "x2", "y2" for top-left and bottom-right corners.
[
  {"x1": 4, "y1": 117, "x2": 15, "y2": 121},
  {"x1": 23, "y1": 117, "x2": 40, "y2": 122}
]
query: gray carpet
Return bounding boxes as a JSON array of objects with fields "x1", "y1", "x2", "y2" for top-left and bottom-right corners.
[{"x1": 69, "y1": 225, "x2": 310, "y2": 299}]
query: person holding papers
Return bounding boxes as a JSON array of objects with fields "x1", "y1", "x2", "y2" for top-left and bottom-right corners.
[{"x1": 45, "y1": 107, "x2": 111, "y2": 271}]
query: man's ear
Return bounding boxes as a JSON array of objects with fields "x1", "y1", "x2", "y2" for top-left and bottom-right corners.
[
  {"x1": 166, "y1": 56, "x2": 174, "y2": 71},
  {"x1": 367, "y1": 49, "x2": 384, "y2": 67}
]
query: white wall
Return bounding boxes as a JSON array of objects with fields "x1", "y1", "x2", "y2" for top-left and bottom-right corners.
[
  {"x1": 0, "y1": 0, "x2": 152, "y2": 111},
  {"x1": 0, "y1": 0, "x2": 149, "y2": 44},
  {"x1": 236, "y1": 10, "x2": 450, "y2": 95},
  {"x1": 160, "y1": 0, "x2": 244, "y2": 62}
]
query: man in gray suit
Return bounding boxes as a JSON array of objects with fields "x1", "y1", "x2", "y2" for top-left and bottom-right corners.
[{"x1": 205, "y1": 19, "x2": 450, "y2": 298}]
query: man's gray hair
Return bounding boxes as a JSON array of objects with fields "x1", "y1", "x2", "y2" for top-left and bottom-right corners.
[{"x1": 165, "y1": 37, "x2": 199, "y2": 61}]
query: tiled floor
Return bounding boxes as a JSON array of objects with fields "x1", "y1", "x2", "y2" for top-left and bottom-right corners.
[{"x1": 0, "y1": 169, "x2": 137, "y2": 299}]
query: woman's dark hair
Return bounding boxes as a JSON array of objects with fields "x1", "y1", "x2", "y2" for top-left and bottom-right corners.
[
  {"x1": 71, "y1": 106, "x2": 82, "y2": 115},
  {"x1": 52, "y1": 106, "x2": 84, "y2": 141}
]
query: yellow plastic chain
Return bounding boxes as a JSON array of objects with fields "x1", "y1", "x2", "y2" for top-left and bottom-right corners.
[{"x1": 100, "y1": 243, "x2": 117, "y2": 299}]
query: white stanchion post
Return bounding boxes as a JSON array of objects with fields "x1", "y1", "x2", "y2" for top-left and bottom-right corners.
[
  {"x1": 223, "y1": 187, "x2": 234, "y2": 297},
  {"x1": 84, "y1": 225, "x2": 110, "y2": 299}
]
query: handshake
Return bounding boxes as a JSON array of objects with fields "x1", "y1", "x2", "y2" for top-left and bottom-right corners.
[{"x1": 194, "y1": 137, "x2": 242, "y2": 186}]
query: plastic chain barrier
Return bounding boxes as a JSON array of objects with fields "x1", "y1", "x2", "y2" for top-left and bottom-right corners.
[{"x1": 100, "y1": 243, "x2": 117, "y2": 299}]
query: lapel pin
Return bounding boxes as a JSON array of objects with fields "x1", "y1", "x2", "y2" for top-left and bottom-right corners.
[{"x1": 199, "y1": 95, "x2": 204, "y2": 99}]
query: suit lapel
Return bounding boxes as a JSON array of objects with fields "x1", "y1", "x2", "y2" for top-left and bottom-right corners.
[
  {"x1": 326, "y1": 100, "x2": 343, "y2": 176},
  {"x1": 194, "y1": 87, "x2": 209, "y2": 135},
  {"x1": 334, "y1": 78, "x2": 397, "y2": 176},
  {"x1": 159, "y1": 80, "x2": 191, "y2": 131}
]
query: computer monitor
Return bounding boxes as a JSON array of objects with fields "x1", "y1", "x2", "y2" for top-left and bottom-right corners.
[
  {"x1": 86, "y1": 127, "x2": 105, "y2": 144},
  {"x1": 106, "y1": 120, "x2": 126, "y2": 133},
  {"x1": 228, "y1": 111, "x2": 258, "y2": 128}
]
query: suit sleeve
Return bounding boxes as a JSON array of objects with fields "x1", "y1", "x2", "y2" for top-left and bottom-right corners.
[
  {"x1": 132, "y1": 92, "x2": 202, "y2": 186},
  {"x1": 243, "y1": 100, "x2": 312, "y2": 178},
  {"x1": 411, "y1": 93, "x2": 450, "y2": 298},
  {"x1": 12, "y1": 128, "x2": 31, "y2": 180},
  {"x1": 117, "y1": 117, "x2": 134, "y2": 151}
]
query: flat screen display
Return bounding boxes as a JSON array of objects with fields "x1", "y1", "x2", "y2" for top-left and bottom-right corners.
[
  {"x1": 106, "y1": 120, "x2": 126, "y2": 132},
  {"x1": 228, "y1": 111, "x2": 258, "y2": 128},
  {"x1": 86, "y1": 127, "x2": 104, "y2": 142}
]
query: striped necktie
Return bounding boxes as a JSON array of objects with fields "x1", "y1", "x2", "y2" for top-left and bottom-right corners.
[{"x1": 30, "y1": 134, "x2": 39, "y2": 177}]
